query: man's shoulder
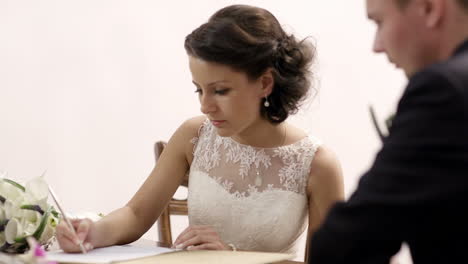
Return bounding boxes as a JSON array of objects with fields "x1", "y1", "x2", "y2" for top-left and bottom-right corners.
[
  {"x1": 432, "y1": 51, "x2": 468, "y2": 86},
  {"x1": 414, "y1": 48, "x2": 468, "y2": 93},
  {"x1": 405, "y1": 52, "x2": 468, "y2": 104}
]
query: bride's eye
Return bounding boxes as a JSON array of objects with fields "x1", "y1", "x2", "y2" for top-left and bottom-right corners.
[{"x1": 215, "y1": 88, "x2": 230, "y2": 95}]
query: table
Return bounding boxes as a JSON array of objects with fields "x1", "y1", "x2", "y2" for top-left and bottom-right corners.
[
  {"x1": 153, "y1": 241, "x2": 304, "y2": 264},
  {"x1": 57, "y1": 240, "x2": 304, "y2": 264},
  {"x1": 128, "y1": 241, "x2": 305, "y2": 264}
]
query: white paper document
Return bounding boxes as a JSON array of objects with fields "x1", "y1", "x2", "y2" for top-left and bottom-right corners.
[{"x1": 46, "y1": 244, "x2": 173, "y2": 263}]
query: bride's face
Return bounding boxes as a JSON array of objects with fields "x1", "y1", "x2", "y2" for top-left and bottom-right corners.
[{"x1": 188, "y1": 56, "x2": 267, "y2": 137}]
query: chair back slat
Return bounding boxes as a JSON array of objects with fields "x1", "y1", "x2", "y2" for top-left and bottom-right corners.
[{"x1": 154, "y1": 140, "x2": 188, "y2": 247}]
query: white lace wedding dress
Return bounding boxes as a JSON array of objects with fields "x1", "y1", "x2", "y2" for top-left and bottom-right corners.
[{"x1": 187, "y1": 120, "x2": 321, "y2": 254}]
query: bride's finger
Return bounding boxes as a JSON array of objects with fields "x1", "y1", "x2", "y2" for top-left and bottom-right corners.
[
  {"x1": 174, "y1": 226, "x2": 207, "y2": 246},
  {"x1": 187, "y1": 242, "x2": 224, "y2": 251}
]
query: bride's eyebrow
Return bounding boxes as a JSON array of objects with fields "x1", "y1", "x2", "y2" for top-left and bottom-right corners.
[{"x1": 192, "y1": 80, "x2": 231, "y2": 87}]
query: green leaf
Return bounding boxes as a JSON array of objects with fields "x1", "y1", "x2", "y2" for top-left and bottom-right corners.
[
  {"x1": 20, "y1": 204, "x2": 45, "y2": 215},
  {"x1": 51, "y1": 208, "x2": 60, "y2": 218},
  {"x1": 3, "y1": 179, "x2": 25, "y2": 192},
  {"x1": 14, "y1": 235, "x2": 27, "y2": 244},
  {"x1": 0, "y1": 219, "x2": 8, "y2": 232},
  {"x1": 33, "y1": 209, "x2": 50, "y2": 241}
]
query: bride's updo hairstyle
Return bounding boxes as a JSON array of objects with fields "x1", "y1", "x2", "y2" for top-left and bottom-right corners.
[{"x1": 184, "y1": 5, "x2": 315, "y2": 123}]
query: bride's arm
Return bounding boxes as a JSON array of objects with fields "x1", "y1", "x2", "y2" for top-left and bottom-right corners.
[{"x1": 305, "y1": 146, "x2": 345, "y2": 261}]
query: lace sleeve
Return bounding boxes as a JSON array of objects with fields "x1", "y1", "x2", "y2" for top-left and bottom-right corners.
[
  {"x1": 190, "y1": 118, "x2": 209, "y2": 154},
  {"x1": 303, "y1": 135, "x2": 322, "y2": 190}
]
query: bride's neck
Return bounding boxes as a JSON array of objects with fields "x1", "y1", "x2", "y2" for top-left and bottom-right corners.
[{"x1": 231, "y1": 121, "x2": 287, "y2": 148}]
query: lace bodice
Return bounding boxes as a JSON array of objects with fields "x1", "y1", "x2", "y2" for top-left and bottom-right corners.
[{"x1": 187, "y1": 120, "x2": 321, "y2": 254}]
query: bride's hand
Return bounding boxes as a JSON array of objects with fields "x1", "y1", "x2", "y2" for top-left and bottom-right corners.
[
  {"x1": 56, "y1": 218, "x2": 95, "y2": 253},
  {"x1": 173, "y1": 225, "x2": 230, "y2": 251}
]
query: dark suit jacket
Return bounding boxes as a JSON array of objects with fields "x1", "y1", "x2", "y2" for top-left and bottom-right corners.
[{"x1": 309, "y1": 39, "x2": 468, "y2": 264}]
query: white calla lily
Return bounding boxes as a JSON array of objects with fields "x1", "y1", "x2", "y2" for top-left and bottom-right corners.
[
  {"x1": 25, "y1": 176, "x2": 48, "y2": 207},
  {"x1": 38, "y1": 214, "x2": 57, "y2": 244},
  {"x1": 3, "y1": 200, "x2": 16, "y2": 220},
  {"x1": 1, "y1": 180, "x2": 24, "y2": 203},
  {"x1": 0, "y1": 174, "x2": 59, "y2": 253},
  {"x1": 20, "y1": 209, "x2": 38, "y2": 223},
  {"x1": 21, "y1": 213, "x2": 41, "y2": 237},
  {"x1": 25, "y1": 177, "x2": 48, "y2": 200},
  {"x1": 5, "y1": 218, "x2": 22, "y2": 244},
  {"x1": 0, "y1": 232, "x2": 5, "y2": 246}
]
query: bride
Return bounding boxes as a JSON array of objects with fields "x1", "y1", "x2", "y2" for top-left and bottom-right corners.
[{"x1": 55, "y1": 4, "x2": 344, "y2": 259}]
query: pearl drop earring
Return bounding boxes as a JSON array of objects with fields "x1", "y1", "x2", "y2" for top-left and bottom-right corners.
[{"x1": 264, "y1": 96, "x2": 270, "y2": 107}]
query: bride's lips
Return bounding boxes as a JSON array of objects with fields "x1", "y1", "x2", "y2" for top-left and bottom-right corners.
[{"x1": 211, "y1": 120, "x2": 226, "y2": 127}]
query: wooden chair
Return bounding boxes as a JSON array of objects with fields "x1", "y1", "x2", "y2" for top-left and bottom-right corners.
[{"x1": 154, "y1": 141, "x2": 189, "y2": 247}]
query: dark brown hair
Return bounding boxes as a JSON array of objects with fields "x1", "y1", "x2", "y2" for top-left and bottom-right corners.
[
  {"x1": 184, "y1": 5, "x2": 315, "y2": 123},
  {"x1": 460, "y1": 0, "x2": 468, "y2": 10}
]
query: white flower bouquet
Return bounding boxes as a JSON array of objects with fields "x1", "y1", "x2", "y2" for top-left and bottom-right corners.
[{"x1": 0, "y1": 173, "x2": 59, "y2": 254}]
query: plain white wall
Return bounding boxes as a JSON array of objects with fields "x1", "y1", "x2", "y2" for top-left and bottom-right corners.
[{"x1": 0, "y1": 0, "x2": 408, "y2": 261}]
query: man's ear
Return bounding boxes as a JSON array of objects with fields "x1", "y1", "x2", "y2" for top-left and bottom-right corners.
[
  {"x1": 423, "y1": 0, "x2": 445, "y2": 28},
  {"x1": 259, "y1": 68, "x2": 274, "y2": 97}
]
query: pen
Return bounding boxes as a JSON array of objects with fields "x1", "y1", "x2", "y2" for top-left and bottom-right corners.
[{"x1": 48, "y1": 185, "x2": 88, "y2": 254}]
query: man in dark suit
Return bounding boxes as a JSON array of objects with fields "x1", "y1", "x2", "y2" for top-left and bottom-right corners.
[{"x1": 308, "y1": 0, "x2": 468, "y2": 263}]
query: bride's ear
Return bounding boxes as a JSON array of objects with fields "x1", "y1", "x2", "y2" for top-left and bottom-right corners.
[{"x1": 259, "y1": 68, "x2": 274, "y2": 97}]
